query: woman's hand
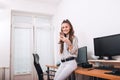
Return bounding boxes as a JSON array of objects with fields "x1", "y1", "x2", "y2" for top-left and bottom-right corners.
[
  {"x1": 60, "y1": 35, "x2": 66, "y2": 42},
  {"x1": 60, "y1": 35, "x2": 72, "y2": 46},
  {"x1": 61, "y1": 37, "x2": 73, "y2": 51},
  {"x1": 59, "y1": 32, "x2": 73, "y2": 51}
]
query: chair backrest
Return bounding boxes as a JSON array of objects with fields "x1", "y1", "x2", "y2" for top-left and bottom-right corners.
[
  {"x1": 33, "y1": 54, "x2": 43, "y2": 80},
  {"x1": 76, "y1": 46, "x2": 88, "y2": 66}
]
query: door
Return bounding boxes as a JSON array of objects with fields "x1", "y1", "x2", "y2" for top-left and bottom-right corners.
[{"x1": 11, "y1": 12, "x2": 54, "y2": 80}]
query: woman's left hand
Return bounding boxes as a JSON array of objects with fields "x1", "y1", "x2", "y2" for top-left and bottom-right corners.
[{"x1": 60, "y1": 36, "x2": 72, "y2": 46}]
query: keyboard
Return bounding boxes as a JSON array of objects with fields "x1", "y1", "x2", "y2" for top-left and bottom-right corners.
[
  {"x1": 94, "y1": 65, "x2": 120, "y2": 76},
  {"x1": 94, "y1": 65, "x2": 120, "y2": 71},
  {"x1": 105, "y1": 70, "x2": 120, "y2": 76}
]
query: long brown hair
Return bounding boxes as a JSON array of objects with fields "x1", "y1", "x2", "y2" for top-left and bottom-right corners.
[{"x1": 59, "y1": 19, "x2": 74, "y2": 54}]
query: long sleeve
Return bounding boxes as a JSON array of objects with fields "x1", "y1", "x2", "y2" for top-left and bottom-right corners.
[
  {"x1": 60, "y1": 36, "x2": 78, "y2": 59},
  {"x1": 69, "y1": 36, "x2": 78, "y2": 56}
]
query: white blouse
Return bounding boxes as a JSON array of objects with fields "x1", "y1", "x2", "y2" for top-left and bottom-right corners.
[{"x1": 60, "y1": 36, "x2": 78, "y2": 59}]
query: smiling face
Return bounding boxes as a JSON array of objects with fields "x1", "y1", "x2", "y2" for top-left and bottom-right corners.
[{"x1": 61, "y1": 23, "x2": 71, "y2": 35}]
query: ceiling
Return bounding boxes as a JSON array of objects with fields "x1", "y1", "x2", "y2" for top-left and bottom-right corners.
[
  {"x1": 18, "y1": 0, "x2": 62, "y2": 5},
  {"x1": 35, "y1": 0, "x2": 61, "y2": 4},
  {"x1": 0, "y1": 0, "x2": 62, "y2": 9}
]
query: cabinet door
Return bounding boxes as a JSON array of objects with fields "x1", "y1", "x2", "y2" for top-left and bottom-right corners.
[
  {"x1": 35, "y1": 17, "x2": 54, "y2": 72},
  {"x1": 11, "y1": 14, "x2": 54, "y2": 80},
  {"x1": 13, "y1": 28, "x2": 33, "y2": 80},
  {"x1": 11, "y1": 15, "x2": 33, "y2": 80},
  {"x1": 36, "y1": 27, "x2": 54, "y2": 71}
]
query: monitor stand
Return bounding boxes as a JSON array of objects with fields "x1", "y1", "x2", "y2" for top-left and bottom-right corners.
[
  {"x1": 107, "y1": 56, "x2": 115, "y2": 60},
  {"x1": 98, "y1": 56, "x2": 103, "y2": 60}
]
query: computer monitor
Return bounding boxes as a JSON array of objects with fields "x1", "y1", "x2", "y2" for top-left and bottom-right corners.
[
  {"x1": 76, "y1": 46, "x2": 88, "y2": 66},
  {"x1": 94, "y1": 34, "x2": 120, "y2": 60}
]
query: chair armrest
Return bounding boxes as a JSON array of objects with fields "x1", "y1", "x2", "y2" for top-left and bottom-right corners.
[
  {"x1": 46, "y1": 65, "x2": 58, "y2": 69},
  {"x1": 46, "y1": 70, "x2": 56, "y2": 73},
  {"x1": 46, "y1": 65, "x2": 58, "y2": 80}
]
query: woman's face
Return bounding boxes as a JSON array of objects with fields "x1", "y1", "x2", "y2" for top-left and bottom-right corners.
[{"x1": 61, "y1": 23, "x2": 71, "y2": 35}]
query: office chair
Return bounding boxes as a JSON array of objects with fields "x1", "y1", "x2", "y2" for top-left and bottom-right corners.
[
  {"x1": 33, "y1": 53, "x2": 55, "y2": 80},
  {"x1": 33, "y1": 54, "x2": 44, "y2": 80}
]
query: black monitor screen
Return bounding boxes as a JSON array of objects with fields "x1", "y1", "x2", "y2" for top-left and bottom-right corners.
[{"x1": 94, "y1": 34, "x2": 120, "y2": 60}]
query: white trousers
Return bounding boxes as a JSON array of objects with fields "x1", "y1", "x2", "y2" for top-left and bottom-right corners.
[{"x1": 54, "y1": 60, "x2": 77, "y2": 80}]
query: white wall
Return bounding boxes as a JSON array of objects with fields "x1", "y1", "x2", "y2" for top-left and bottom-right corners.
[
  {"x1": 0, "y1": 9, "x2": 11, "y2": 67},
  {"x1": 53, "y1": 0, "x2": 120, "y2": 63},
  {"x1": 0, "y1": 0, "x2": 57, "y2": 15}
]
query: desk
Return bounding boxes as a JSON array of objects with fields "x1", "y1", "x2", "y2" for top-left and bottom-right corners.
[
  {"x1": 46, "y1": 65, "x2": 120, "y2": 80},
  {"x1": 75, "y1": 67, "x2": 120, "y2": 80}
]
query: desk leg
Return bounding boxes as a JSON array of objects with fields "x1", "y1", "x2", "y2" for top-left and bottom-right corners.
[
  {"x1": 2, "y1": 68, "x2": 5, "y2": 80},
  {"x1": 68, "y1": 72, "x2": 75, "y2": 80},
  {"x1": 92, "y1": 77, "x2": 107, "y2": 80},
  {"x1": 47, "y1": 67, "x2": 50, "y2": 80},
  {"x1": 71, "y1": 72, "x2": 76, "y2": 80},
  {"x1": 89, "y1": 76, "x2": 93, "y2": 80}
]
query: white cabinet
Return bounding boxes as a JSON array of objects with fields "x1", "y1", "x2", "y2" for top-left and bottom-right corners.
[{"x1": 11, "y1": 12, "x2": 54, "y2": 80}]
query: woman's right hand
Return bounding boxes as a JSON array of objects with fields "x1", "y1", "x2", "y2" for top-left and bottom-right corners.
[
  {"x1": 60, "y1": 34, "x2": 66, "y2": 42},
  {"x1": 59, "y1": 32, "x2": 64, "y2": 43},
  {"x1": 60, "y1": 33, "x2": 72, "y2": 46}
]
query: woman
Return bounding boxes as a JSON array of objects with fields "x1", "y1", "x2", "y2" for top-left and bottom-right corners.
[{"x1": 54, "y1": 19, "x2": 78, "y2": 80}]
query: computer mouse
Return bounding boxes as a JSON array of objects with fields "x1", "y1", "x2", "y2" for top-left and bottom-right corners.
[{"x1": 112, "y1": 70, "x2": 120, "y2": 74}]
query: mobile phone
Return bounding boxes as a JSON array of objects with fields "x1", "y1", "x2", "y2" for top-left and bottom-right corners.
[
  {"x1": 60, "y1": 32, "x2": 64, "y2": 36},
  {"x1": 60, "y1": 32, "x2": 66, "y2": 37}
]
